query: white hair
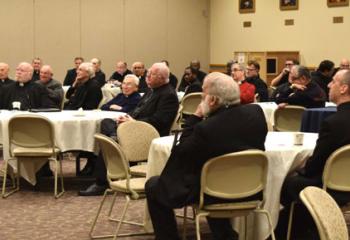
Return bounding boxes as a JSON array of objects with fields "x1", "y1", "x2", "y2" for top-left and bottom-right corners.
[
  {"x1": 124, "y1": 74, "x2": 139, "y2": 86},
  {"x1": 152, "y1": 62, "x2": 170, "y2": 83},
  {"x1": 79, "y1": 62, "x2": 95, "y2": 78},
  {"x1": 205, "y1": 72, "x2": 240, "y2": 106}
]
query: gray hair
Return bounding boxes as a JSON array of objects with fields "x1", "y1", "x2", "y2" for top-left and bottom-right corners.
[
  {"x1": 294, "y1": 65, "x2": 311, "y2": 79},
  {"x1": 124, "y1": 74, "x2": 139, "y2": 86},
  {"x1": 79, "y1": 62, "x2": 95, "y2": 78},
  {"x1": 205, "y1": 72, "x2": 240, "y2": 106}
]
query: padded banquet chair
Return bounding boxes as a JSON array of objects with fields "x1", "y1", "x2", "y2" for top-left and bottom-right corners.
[
  {"x1": 1, "y1": 114, "x2": 64, "y2": 198},
  {"x1": 89, "y1": 133, "x2": 150, "y2": 239},
  {"x1": 299, "y1": 187, "x2": 349, "y2": 240},
  {"x1": 117, "y1": 121, "x2": 159, "y2": 177},
  {"x1": 273, "y1": 105, "x2": 305, "y2": 132},
  {"x1": 179, "y1": 92, "x2": 202, "y2": 125},
  {"x1": 287, "y1": 144, "x2": 350, "y2": 240},
  {"x1": 186, "y1": 150, "x2": 275, "y2": 240}
]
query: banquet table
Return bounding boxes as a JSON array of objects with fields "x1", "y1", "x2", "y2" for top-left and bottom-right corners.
[
  {"x1": 0, "y1": 110, "x2": 124, "y2": 185},
  {"x1": 143, "y1": 131, "x2": 318, "y2": 239},
  {"x1": 253, "y1": 102, "x2": 278, "y2": 128},
  {"x1": 300, "y1": 107, "x2": 337, "y2": 133}
]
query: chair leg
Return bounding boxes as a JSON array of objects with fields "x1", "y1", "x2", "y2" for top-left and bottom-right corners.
[
  {"x1": 287, "y1": 202, "x2": 295, "y2": 240},
  {"x1": 53, "y1": 158, "x2": 64, "y2": 199},
  {"x1": 2, "y1": 159, "x2": 20, "y2": 198},
  {"x1": 107, "y1": 192, "x2": 118, "y2": 217},
  {"x1": 112, "y1": 195, "x2": 131, "y2": 240},
  {"x1": 195, "y1": 212, "x2": 205, "y2": 240},
  {"x1": 90, "y1": 189, "x2": 113, "y2": 239},
  {"x1": 255, "y1": 209, "x2": 276, "y2": 240}
]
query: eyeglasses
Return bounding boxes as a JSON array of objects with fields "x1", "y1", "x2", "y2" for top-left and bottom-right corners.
[
  {"x1": 232, "y1": 68, "x2": 243, "y2": 72},
  {"x1": 246, "y1": 68, "x2": 256, "y2": 71},
  {"x1": 285, "y1": 63, "x2": 294, "y2": 66}
]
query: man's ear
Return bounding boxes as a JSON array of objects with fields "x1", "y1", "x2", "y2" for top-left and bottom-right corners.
[
  {"x1": 209, "y1": 95, "x2": 218, "y2": 106},
  {"x1": 340, "y1": 84, "x2": 348, "y2": 95}
]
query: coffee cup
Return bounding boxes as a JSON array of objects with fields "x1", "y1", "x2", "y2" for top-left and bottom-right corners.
[
  {"x1": 12, "y1": 101, "x2": 21, "y2": 110},
  {"x1": 294, "y1": 132, "x2": 304, "y2": 145}
]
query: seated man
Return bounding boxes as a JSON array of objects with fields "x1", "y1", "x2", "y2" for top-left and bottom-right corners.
[
  {"x1": 182, "y1": 67, "x2": 202, "y2": 96},
  {"x1": 246, "y1": 60, "x2": 269, "y2": 102},
  {"x1": 275, "y1": 69, "x2": 350, "y2": 239},
  {"x1": 161, "y1": 60, "x2": 178, "y2": 89},
  {"x1": 63, "y1": 57, "x2": 84, "y2": 86},
  {"x1": 91, "y1": 58, "x2": 106, "y2": 88},
  {"x1": 145, "y1": 72, "x2": 268, "y2": 240},
  {"x1": 108, "y1": 61, "x2": 132, "y2": 85},
  {"x1": 36, "y1": 65, "x2": 64, "y2": 109},
  {"x1": 31, "y1": 57, "x2": 42, "y2": 81},
  {"x1": 275, "y1": 65, "x2": 326, "y2": 108},
  {"x1": 0, "y1": 62, "x2": 14, "y2": 87},
  {"x1": 64, "y1": 62, "x2": 102, "y2": 110},
  {"x1": 271, "y1": 58, "x2": 299, "y2": 87},
  {"x1": 311, "y1": 60, "x2": 334, "y2": 100},
  {"x1": 78, "y1": 62, "x2": 179, "y2": 196},
  {"x1": 1, "y1": 62, "x2": 51, "y2": 110},
  {"x1": 100, "y1": 74, "x2": 141, "y2": 112},
  {"x1": 132, "y1": 61, "x2": 148, "y2": 93},
  {"x1": 231, "y1": 63, "x2": 256, "y2": 104}
]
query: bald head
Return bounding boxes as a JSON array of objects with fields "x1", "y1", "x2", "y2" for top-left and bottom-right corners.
[
  {"x1": 0, "y1": 62, "x2": 10, "y2": 80},
  {"x1": 190, "y1": 60, "x2": 201, "y2": 71},
  {"x1": 146, "y1": 62, "x2": 170, "y2": 88},
  {"x1": 91, "y1": 58, "x2": 101, "y2": 72},
  {"x1": 15, "y1": 62, "x2": 33, "y2": 83},
  {"x1": 132, "y1": 61, "x2": 145, "y2": 77},
  {"x1": 340, "y1": 58, "x2": 350, "y2": 70},
  {"x1": 39, "y1": 65, "x2": 53, "y2": 84}
]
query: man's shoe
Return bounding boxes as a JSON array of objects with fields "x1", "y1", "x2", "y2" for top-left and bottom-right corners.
[{"x1": 78, "y1": 183, "x2": 106, "y2": 196}]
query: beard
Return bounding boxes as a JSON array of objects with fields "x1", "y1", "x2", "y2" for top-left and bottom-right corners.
[{"x1": 201, "y1": 98, "x2": 211, "y2": 117}]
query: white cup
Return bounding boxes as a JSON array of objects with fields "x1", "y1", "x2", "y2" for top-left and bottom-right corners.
[
  {"x1": 294, "y1": 132, "x2": 304, "y2": 145},
  {"x1": 12, "y1": 101, "x2": 21, "y2": 110}
]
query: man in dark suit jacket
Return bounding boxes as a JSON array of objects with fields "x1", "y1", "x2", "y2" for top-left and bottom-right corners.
[
  {"x1": 63, "y1": 57, "x2": 84, "y2": 86},
  {"x1": 146, "y1": 72, "x2": 268, "y2": 240},
  {"x1": 275, "y1": 69, "x2": 350, "y2": 239},
  {"x1": 64, "y1": 62, "x2": 102, "y2": 110},
  {"x1": 78, "y1": 62, "x2": 179, "y2": 196}
]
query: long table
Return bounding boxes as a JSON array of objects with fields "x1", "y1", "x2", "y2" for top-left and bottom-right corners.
[
  {"x1": 0, "y1": 110, "x2": 124, "y2": 185},
  {"x1": 143, "y1": 131, "x2": 318, "y2": 239}
]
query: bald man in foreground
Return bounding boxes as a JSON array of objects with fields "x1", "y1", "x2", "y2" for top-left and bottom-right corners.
[{"x1": 145, "y1": 72, "x2": 268, "y2": 240}]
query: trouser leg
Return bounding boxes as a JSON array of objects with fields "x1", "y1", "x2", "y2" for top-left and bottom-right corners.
[
  {"x1": 145, "y1": 176, "x2": 180, "y2": 240},
  {"x1": 206, "y1": 217, "x2": 238, "y2": 240},
  {"x1": 100, "y1": 118, "x2": 118, "y2": 138}
]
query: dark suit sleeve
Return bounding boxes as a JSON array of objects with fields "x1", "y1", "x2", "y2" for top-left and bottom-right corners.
[
  {"x1": 120, "y1": 95, "x2": 140, "y2": 113},
  {"x1": 137, "y1": 93, "x2": 179, "y2": 134},
  {"x1": 303, "y1": 120, "x2": 334, "y2": 178},
  {"x1": 84, "y1": 85, "x2": 103, "y2": 110}
]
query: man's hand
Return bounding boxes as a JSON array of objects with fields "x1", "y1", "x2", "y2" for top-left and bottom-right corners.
[
  {"x1": 278, "y1": 103, "x2": 288, "y2": 109},
  {"x1": 282, "y1": 67, "x2": 290, "y2": 75},
  {"x1": 194, "y1": 101, "x2": 205, "y2": 118},
  {"x1": 109, "y1": 104, "x2": 122, "y2": 111},
  {"x1": 116, "y1": 114, "x2": 135, "y2": 124}
]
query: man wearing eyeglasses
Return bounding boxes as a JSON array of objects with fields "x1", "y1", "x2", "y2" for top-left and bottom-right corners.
[
  {"x1": 231, "y1": 63, "x2": 256, "y2": 104},
  {"x1": 246, "y1": 60, "x2": 269, "y2": 102},
  {"x1": 271, "y1": 58, "x2": 299, "y2": 87},
  {"x1": 274, "y1": 65, "x2": 326, "y2": 108}
]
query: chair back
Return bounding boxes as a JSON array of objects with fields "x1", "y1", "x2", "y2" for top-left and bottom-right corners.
[
  {"x1": 170, "y1": 105, "x2": 183, "y2": 132},
  {"x1": 273, "y1": 105, "x2": 305, "y2": 131},
  {"x1": 8, "y1": 114, "x2": 55, "y2": 157},
  {"x1": 94, "y1": 133, "x2": 130, "y2": 182},
  {"x1": 117, "y1": 121, "x2": 160, "y2": 162},
  {"x1": 323, "y1": 144, "x2": 350, "y2": 192},
  {"x1": 300, "y1": 186, "x2": 349, "y2": 240},
  {"x1": 180, "y1": 92, "x2": 202, "y2": 116},
  {"x1": 199, "y1": 150, "x2": 268, "y2": 208}
]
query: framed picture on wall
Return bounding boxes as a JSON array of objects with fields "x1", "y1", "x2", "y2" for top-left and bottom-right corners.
[
  {"x1": 327, "y1": 0, "x2": 349, "y2": 7},
  {"x1": 239, "y1": 0, "x2": 255, "y2": 13},
  {"x1": 280, "y1": 0, "x2": 298, "y2": 10}
]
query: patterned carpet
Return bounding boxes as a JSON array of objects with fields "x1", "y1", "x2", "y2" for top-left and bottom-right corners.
[{"x1": 0, "y1": 156, "x2": 211, "y2": 240}]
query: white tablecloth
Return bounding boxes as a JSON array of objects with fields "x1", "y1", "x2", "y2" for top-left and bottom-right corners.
[
  {"x1": 253, "y1": 102, "x2": 278, "y2": 128},
  {"x1": 143, "y1": 131, "x2": 318, "y2": 239},
  {"x1": 0, "y1": 110, "x2": 124, "y2": 184}
]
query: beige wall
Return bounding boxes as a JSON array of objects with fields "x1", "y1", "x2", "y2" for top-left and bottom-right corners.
[
  {"x1": 210, "y1": 0, "x2": 350, "y2": 68},
  {"x1": 0, "y1": 0, "x2": 209, "y2": 82}
]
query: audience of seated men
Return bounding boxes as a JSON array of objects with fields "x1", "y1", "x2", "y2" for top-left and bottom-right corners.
[
  {"x1": 108, "y1": 61, "x2": 132, "y2": 86},
  {"x1": 270, "y1": 58, "x2": 299, "y2": 87},
  {"x1": 36, "y1": 65, "x2": 64, "y2": 109},
  {"x1": 64, "y1": 62, "x2": 102, "y2": 110},
  {"x1": 100, "y1": 74, "x2": 141, "y2": 112},
  {"x1": 31, "y1": 57, "x2": 42, "y2": 81},
  {"x1": 0, "y1": 62, "x2": 14, "y2": 88},
  {"x1": 0, "y1": 62, "x2": 51, "y2": 110},
  {"x1": 275, "y1": 69, "x2": 350, "y2": 239},
  {"x1": 132, "y1": 61, "x2": 148, "y2": 93},
  {"x1": 63, "y1": 57, "x2": 84, "y2": 86},
  {"x1": 274, "y1": 65, "x2": 326, "y2": 108},
  {"x1": 90, "y1": 58, "x2": 106, "y2": 88},
  {"x1": 246, "y1": 60, "x2": 269, "y2": 102},
  {"x1": 311, "y1": 59, "x2": 334, "y2": 100},
  {"x1": 145, "y1": 72, "x2": 268, "y2": 240},
  {"x1": 78, "y1": 62, "x2": 179, "y2": 196},
  {"x1": 182, "y1": 67, "x2": 202, "y2": 96},
  {"x1": 231, "y1": 62, "x2": 256, "y2": 104},
  {"x1": 161, "y1": 60, "x2": 178, "y2": 89}
]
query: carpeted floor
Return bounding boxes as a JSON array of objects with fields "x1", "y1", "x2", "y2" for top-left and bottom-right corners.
[{"x1": 0, "y1": 156, "x2": 211, "y2": 240}]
